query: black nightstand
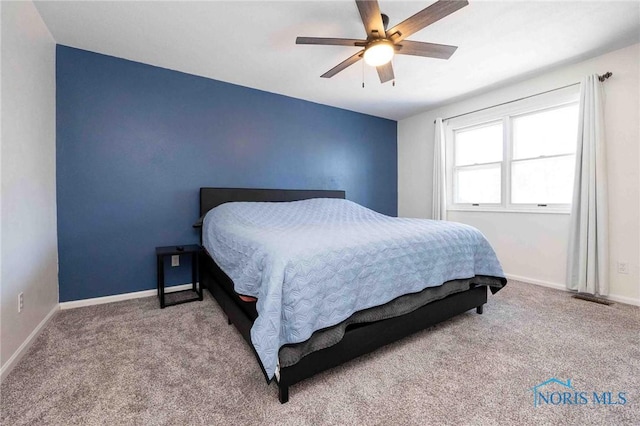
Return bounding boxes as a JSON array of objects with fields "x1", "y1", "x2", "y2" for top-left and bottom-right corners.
[{"x1": 156, "y1": 244, "x2": 203, "y2": 308}]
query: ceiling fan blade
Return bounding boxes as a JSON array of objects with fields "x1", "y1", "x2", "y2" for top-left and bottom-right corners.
[
  {"x1": 296, "y1": 37, "x2": 367, "y2": 47},
  {"x1": 395, "y1": 40, "x2": 458, "y2": 59},
  {"x1": 386, "y1": 0, "x2": 469, "y2": 43},
  {"x1": 355, "y1": 0, "x2": 386, "y2": 39},
  {"x1": 321, "y1": 50, "x2": 364, "y2": 78},
  {"x1": 376, "y1": 62, "x2": 394, "y2": 83}
]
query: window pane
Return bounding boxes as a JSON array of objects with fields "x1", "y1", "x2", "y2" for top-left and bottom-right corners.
[
  {"x1": 455, "y1": 166, "x2": 501, "y2": 204},
  {"x1": 512, "y1": 156, "x2": 575, "y2": 204},
  {"x1": 455, "y1": 123, "x2": 503, "y2": 166},
  {"x1": 513, "y1": 104, "x2": 579, "y2": 159}
]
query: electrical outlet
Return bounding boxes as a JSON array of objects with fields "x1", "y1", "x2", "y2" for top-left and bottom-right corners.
[
  {"x1": 171, "y1": 255, "x2": 180, "y2": 267},
  {"x1": 18, "y1": 292, "x2": 24, "y2": 313},
  {"x1": 617, "y1": 262, "x2": 629, "y2": 274}
]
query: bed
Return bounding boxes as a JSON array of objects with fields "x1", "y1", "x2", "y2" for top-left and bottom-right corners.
[{"x1": 195, "y1": 187, "x2": 506, "y2": 403}]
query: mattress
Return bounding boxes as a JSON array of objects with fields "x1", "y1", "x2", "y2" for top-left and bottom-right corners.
[{"x1": 202, "y1": 198, "x2": 505, "y2": 379}]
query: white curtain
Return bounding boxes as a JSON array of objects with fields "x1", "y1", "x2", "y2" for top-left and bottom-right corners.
[
  {"x1": 566, "y1": 75, "x2": 609, "y2": 295},
  {"x1": 432, "y1": 118, "x2": 447, "y2": 220}
]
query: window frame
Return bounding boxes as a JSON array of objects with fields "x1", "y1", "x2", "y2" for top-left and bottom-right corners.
[
  {"x1": 445, "y1": 86, "x2": 580, "y2": 214},
  {"x1": 452, "y1": 119, "x2": 504, "y2": 207}
]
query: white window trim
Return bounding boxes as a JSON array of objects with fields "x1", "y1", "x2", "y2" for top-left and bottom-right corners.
[{"x1": 445, "y1": 85, "x2": 580, "y2": 214}]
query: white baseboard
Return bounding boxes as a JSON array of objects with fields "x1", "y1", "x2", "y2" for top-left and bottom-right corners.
[
  {"x1": 505, "y1": 273, "x2": 566, "y2": 291},
  {"x1": 505, "y1": 273, "x2": 640, "y2": 307},
  {"x1": 59, "y1": 283, "x2": 195, "y2": 310},
  {"x1": 603, "y1": 293, "x2": 640, "y2": 307},
  {"x1": 0, "y1": 304, "x2": 59, "y2": 383}
]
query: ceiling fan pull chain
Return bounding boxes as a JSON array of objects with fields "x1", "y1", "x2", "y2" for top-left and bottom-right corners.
[
  {"x1": 392, "y1": 58, "x2": 395, "y2": 87},
  {"x1": 362, "y1": 58, "x2": 365, "y2": 88}
]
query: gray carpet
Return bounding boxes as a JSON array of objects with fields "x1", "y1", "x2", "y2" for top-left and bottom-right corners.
[{"x1": 1, "y1": 281, "x2": 638, "y2": 425}]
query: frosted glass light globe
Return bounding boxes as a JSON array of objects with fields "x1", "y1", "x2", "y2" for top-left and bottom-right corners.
[{"x1": 363, "y1": 40, "x2": 394, "y2": 67}]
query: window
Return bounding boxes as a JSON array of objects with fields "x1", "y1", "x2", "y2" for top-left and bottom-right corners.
[
  {"x1": 447, "y1": 91, "x2": 579, "y2": 212},
  {"x1": 453, "y1": 121, "x2": 503, "y2": 205},
  {"x1": 511, "y1": 104, "x2": 579, "y2": 205}
]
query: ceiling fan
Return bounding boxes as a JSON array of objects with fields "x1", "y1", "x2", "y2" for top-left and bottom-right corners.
[{"x1": 296, "y1": 0, "x2": 468, "y2": 83}]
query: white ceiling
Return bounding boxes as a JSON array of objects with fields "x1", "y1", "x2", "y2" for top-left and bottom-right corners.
[{"x1": 34, "y1": 1, "x2": 640, "y2": 121}]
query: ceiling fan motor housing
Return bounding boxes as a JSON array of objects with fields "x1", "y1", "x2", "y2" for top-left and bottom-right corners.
[{"x1": 381, "y1": 13, "x2": 389, "y2": 31}]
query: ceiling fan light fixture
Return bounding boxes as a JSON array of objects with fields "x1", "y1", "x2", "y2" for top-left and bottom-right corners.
[
  {"x1": 363, "y1": 39, "x2": 394, "y2": 67},
  {"x1": 296, "y1": 0, "x2": 467, "y2": 82}
]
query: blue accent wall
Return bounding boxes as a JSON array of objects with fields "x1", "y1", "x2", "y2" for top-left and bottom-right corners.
[{"x1": 56, "y1": 45, "x2": 397, "y2": 302}]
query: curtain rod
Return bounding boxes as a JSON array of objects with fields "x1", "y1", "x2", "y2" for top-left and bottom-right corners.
[{"x1": 434, "y1": 72, "x2": 613, "y2": 124}]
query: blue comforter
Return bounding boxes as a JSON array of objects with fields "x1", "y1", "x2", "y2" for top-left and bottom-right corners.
[{"x1": 203, "y1": 198, "x2": 505, "y2": 380}]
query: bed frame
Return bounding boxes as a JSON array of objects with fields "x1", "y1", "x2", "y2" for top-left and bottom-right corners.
[{"x1": 197, "y1": 187, "x2": 487, "y2": 403}]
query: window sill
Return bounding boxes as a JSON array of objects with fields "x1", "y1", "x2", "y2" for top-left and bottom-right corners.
[{"x1": 447, "y1": 207, "x2": 570, "y2": 215}]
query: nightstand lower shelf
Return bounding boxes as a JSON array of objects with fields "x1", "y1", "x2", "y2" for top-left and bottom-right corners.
[{"x1": 156, "y1": 244, "x2": 203, "y2": 309}]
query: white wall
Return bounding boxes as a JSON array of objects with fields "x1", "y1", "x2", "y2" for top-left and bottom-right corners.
[
  {"x1": 1, "y1": 1, "x2": 58, "y2": 378},
  {"x1": 398, "y1": 43, "x2": 640, "y2": 305}
]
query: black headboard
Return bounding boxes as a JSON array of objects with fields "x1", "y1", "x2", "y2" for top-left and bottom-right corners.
[{"x1": 199, "y1": 187, "x2": 346, "y2": 217}]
